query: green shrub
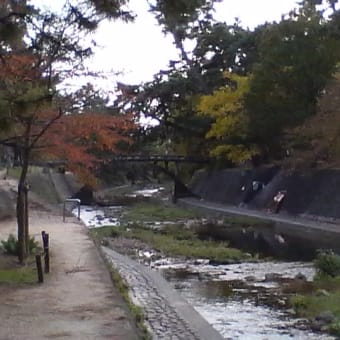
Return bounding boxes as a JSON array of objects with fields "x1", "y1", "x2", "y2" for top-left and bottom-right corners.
[
  {"x1": 314, "y1": 250, "x2": 340, "y2": 278},
  {"x1": 1, "y1": 234, "x2": 18, "y2": 255},
  {"x1": 1, "y1": 234, "x2": 39, "y2": 256},
  {"x1": 289, "y1": 294, "x2": 309, "y2": 313},
  {"x1": 329, "y1": 321, "x2": 340, "y2": 336}
]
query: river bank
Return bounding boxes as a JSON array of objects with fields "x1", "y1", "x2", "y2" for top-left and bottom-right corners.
[
  {"x1": 80, "y1": 192, "x2": 339, "y2": 340},
  {"x1": 2, "y1": 168, "x2": 339, "y2": 339}
]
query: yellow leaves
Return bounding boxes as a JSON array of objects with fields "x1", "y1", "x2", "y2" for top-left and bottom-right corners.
[
  {"x1": 210, "y1": 144, "x2": 252, "y2": 163},
  {"x1": 197, "y1": 73, "x2": 249, "y2": 118},
  {"x1": 196, "y1": 72, "x2": 252, "y2": 164},
  {"x1": 206, "y1": 114, "x2": 244, "y2": 139}
]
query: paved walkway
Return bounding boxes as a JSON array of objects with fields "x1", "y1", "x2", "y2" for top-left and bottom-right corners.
[
  {"x1": 0, "y1": 206, "x2": 139, "y2": 340},
  {"x1": 180, "y1": 197, "x2": 340, "y2": 234}
]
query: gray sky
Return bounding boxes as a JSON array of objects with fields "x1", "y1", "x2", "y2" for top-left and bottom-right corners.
[
  {"x1": 92, "y1": 0, "x2": 300, "y2": 85},
  {"x1": 32, "y1": 0, "x2": 300, "y2": 88}
]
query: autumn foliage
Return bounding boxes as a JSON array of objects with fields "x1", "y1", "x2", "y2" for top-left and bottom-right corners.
[
  {"x1": 197, "y1": 73, "x2": 253, "y2": 163},
  {"x1": 0, "y1": 2, "x2": 137, "y2": 262},
  {"x1": 36, "y1": 111, "x2": 135, "y2": 186},
  {"x1": 0, "y1": 55, "x2": 136, "y2": 187}
]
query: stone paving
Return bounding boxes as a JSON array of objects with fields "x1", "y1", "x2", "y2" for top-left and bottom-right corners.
[{"x1": 101, "y1": 247, "x2": 224, "y2": 340}]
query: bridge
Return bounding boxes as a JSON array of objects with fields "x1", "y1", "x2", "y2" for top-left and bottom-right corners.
[
  {"x1": 29, "y1": 155, "x2": 210, "y2": 167},
  {"x1": 29, "y1": 154, "x2": 211, "y2": 201},
  {"x1": 110, "y1": 154, "x2": 210, "y2": 163},
  {"x1": 109, "y1": 154, "x2": 210, "y2": 201}
]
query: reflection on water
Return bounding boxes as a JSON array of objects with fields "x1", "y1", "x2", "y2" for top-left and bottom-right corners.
[
  {"x1": 163, "y1": 261, "x2": 336, "y2": 340},
  {"x1": 172, "y1": 280, "x2": 305, "y2": 339}
]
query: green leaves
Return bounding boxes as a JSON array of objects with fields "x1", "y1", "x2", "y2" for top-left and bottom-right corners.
[{"x1": 244, "y1": 1, "x2": 340, "y2": 156}]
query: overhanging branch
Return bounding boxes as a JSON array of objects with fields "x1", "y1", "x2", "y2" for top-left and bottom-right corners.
[{"x1": 29, "y1": 107, "x2": 63, "y2": 149}]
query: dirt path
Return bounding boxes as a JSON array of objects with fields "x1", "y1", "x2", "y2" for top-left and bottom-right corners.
[{"x1": 0, "y1": 180, "x2": 139, "y2": 340}]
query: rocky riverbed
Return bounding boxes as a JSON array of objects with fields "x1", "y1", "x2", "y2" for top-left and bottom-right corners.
[{"x1": 74, "y1": 200, "x2": 337, "y2": 340}]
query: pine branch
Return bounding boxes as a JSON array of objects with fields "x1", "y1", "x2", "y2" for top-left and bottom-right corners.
[{"x1": 29, "y1": 107, "x2": 63, "y2": 149}]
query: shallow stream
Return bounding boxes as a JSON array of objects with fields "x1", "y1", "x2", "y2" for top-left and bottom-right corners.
[
  {"x1": 158, "y1": 261, "x2": 332, "y2": 340},
  {"x1": 74, "y1": 199, "x2": 336, "y2": 340}
]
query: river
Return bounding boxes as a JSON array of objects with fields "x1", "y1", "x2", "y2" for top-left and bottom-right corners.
[{"x1": 74, "y1": 201, "x2": 336, "y2": 340}]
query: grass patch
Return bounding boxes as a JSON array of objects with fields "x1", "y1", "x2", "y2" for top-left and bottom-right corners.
[
  {"x1": 0, "y1": 255, "x2": 37, "y2": 284},
  {"x1": 95, "y1": 223, "x2": 248, "y2": 262},
  {"x1": 0, "y1": 233, "x2": 40, "y2": 284},
  {"x1": 222, "y1": 214, "x2": 274, "y2": 228},
  {"x1": 289, "y1": 276, "x2": 340, "y2": 336},
  {"x1": 0, "y1": 266, "x2": 37, "y2": 284},
  {"x1": 122, "y1": 202, "x2": 203, "y2": 223},
  {"x1": 89, "y1": 226, "x2": 117, "y2": 241},
  {"x1": 6, "y1": 167, "x2": 21, "y2": 179}
]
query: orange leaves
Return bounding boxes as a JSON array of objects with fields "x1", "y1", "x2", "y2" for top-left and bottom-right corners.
[
  {"x1": 38, "y1": 111, "x2": 136, "y2": 185},
  {"x1": 0, "y1": 54, "x2": 41, "y2": 82}
]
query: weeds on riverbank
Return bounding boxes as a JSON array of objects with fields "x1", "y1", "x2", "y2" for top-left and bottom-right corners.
[
  {"x1": 108, "y1": 265, "x2": 151, "y2": 340},
  {"x1": 122, "y1": 202, "x2": 203, "y2": 222},
  {"x1": 90, "y1": 201, "x2": 253, "y2": 262},
  {"x1": 91, "y1": 223, "x2": 248, "y2": 262},
  {"x1": 288, "y1": 254, "x2": 340, "y2": 337}
]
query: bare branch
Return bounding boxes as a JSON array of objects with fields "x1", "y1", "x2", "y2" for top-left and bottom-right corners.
[{"x1": 29, "y1": 107, "x2": 63, "y2": 149}]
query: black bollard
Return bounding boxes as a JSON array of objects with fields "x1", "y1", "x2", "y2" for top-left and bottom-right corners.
[
  {"x1": 41, "y1": 231, "x2": 50, "y2": 273},
  {"x1": 35, "y1": 254, "x2": 43, "y2": 283}
]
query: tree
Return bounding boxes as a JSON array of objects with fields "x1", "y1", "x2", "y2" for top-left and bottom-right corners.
[
  {"x1": 197, "y1": 73, "x2": 253, "y2": 163},
  {"x1": 0, "y1": 52, "x2": 62, "y2": 262},
  {"x1": 244, "y1": 0, "x2": 340, "y2": 158},
  {"x1": 0, "y1": 4, "x2": 106, "y2": 263},
  {"x1": 284, "y1": 73, "x2": 340, "y2": 169},
  {"x1": 113, "y1": 17, "x2": 259, "y2": 159},
  {"x1": 37, "y1": 105, "x2": 135, "y2": 187},
  {"x1": 0, "y1": 0, "x2": 217, "y2": 263}
]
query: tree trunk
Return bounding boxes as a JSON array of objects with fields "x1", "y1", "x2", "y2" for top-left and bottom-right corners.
[
  {"x1": 17, "y1": 145, "x2": 30, "y2": 264},
  {"x1": 24, "y1": 187, "x2": 29, "y2": 255},
  {"x1": 17, "y1": 185, "x2": 26, "y2": 264}
]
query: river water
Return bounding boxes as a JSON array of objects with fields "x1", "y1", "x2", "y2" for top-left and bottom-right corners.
[
  {"x1": 158, "y1": 261, "x2": 333, "y2": 340},
  {"x1": 74, "y1": 203, "x2": 336, "y2": 340}
]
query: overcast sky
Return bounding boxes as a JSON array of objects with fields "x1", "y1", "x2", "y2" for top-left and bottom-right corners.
[
  {"x1": 92, "y1": 0, "x2": 299, "y2": 85},
  {"x1": 32, "y1": 0, "x2": 300, "y2": 88}
]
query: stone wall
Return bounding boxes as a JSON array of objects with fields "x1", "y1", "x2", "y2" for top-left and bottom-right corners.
[{"x1": 189, "y1": 167, "x2": 340, "y2": 220}]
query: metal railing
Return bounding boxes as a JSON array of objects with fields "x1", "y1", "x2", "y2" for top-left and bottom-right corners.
[{"x1": 63, "y1": 198, "x2": 81, "y2": 222}]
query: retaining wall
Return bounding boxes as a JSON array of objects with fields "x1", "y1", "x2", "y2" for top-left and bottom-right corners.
[{"x1": 189, "y1": 167, "x2": 340, "y2": 220}]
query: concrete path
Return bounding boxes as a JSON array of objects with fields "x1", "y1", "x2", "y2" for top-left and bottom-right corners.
[
  {"x1": 180, "y1": 197, "x2": 340, "y2": 232},
  {"x1": 0, "y1": 203, "x2": 139, "y2": 340}
]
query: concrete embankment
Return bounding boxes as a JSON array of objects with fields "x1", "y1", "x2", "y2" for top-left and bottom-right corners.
[
  {"x1": 102, "y1": 247, "x2": 224, "y2": 340},
  {"x1": 186, "y1": 167, "x2": 340, "y2": 254},
  {"x1": 189, "y1": 167, "x2": 340, "y2": 220},
  {"x1": 180, "y1": 197, "x2": 340, "y2": 256}
]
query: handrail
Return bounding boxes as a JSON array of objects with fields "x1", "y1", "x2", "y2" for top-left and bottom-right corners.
[{"x1": 63, "y1": 198, "x2": 81, "y2": 222}]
